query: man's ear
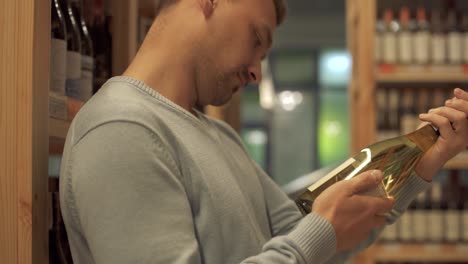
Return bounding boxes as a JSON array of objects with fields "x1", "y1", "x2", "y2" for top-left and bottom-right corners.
[{"x1": 199, "y1": 0, "x2": 217, "y2": 18}]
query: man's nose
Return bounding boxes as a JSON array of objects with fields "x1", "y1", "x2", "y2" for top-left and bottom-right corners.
[{"x1": 247, "y1": 62, "x2": 262, "y2": 84}]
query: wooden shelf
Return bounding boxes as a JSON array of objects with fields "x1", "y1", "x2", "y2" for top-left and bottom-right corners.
[
  {"x1": 371, "y1": 243, "x2": 468, "y2": 262},
  {"x1": 444, "y1": 150, "x2": 468, "y2": 170},
  {"x1": 377, "y1": 72, "x2": 468, "y2": 83},
  {"x1": 48, "y1": 118, "x2": 70, "y2": 139}
]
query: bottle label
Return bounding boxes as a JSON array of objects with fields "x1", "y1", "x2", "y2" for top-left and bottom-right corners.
[
  {"x1": 428, "y1": 210, "x2": 444, "y2": 241},
  {"x1": 399, "y1": 211, "x2": 413, "y2": 241},
  {"x1": 413, "y1": 209, "x2": 427, "y2": 241},
  {"x1": 66, "y1": 51, "x2": 81, "y2": 78},
  {"x1": 66, "y1": 51, "x2": 82, "y2": 100},
  {"x1": 375, "y1": 34, "x2": 382, "y2": 63},
  {"x1": 414, "y1": 31, "x2": 430, "y2": 64},
  {"x1": 48, "y1": 92, "x2": 68, "y2": 120},
  {"x1": 50, "y1": 38, "x2": 67, "y2": 95},
  {"x1": 463, "y1": 33, "x2": 468, "y2": 63},
  {"x1": 383, "y1": 32, "x2": 397, "y2": 64},
  {"x1": 398, "y1": 32, "x2": 413, "y2": 64},
  {"x1": 431, "y1": 34, "x2": 446, "y2": 65},
  {"x1": 80, "y1": 55, "x2": 94, "y2": 101},
  {"x1": 381, "y1": 221, "x2": 398, "y2": 241},
  {"x1": 448, "y1": 32, "x2": 462, "y2": 64},
  {"x1": 463, "y1": 211, "x2": 468, "y2": 241},
  {"x1": 445, "y1": 210, "x2": 460, "y2": 242}
]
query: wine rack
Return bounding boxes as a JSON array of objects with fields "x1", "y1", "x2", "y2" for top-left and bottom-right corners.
[{"x1": 348, "y1": 0, "x2": 468, "y2": 263}]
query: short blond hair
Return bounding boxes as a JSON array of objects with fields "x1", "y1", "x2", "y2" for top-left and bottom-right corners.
[{"x1": 156, "y1": 0, "x2": 287, "y2": 25}]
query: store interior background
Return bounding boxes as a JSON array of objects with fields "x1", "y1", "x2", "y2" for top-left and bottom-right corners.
[
  {"x1": 241, "y1": 0, "x2": 468, "y2": 190},
  {"x1": 241, "y1": 0, "x2": 350, "y2": 187}
]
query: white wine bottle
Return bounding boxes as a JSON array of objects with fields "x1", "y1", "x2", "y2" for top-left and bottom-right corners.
[{"x1": 296, "y1": 125, "x2": 439, "y2": 215}]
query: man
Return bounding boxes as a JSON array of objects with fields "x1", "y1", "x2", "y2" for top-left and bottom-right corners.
[{"x1": 59, "y1": 0, "x2": 468, "y2": 263}]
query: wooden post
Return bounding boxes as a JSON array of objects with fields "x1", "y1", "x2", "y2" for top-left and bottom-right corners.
[
  {"x1": 347, "y1": 0, "x2": 376, "y2": 154},
  {"x1": 347, "y1": 0, "x2": 377, "y2": 261},
  {"x1": 0, "y1": 0, "x2": 49, "y2": 263}
]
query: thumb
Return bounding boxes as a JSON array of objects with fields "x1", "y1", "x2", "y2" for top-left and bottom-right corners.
[{"x1": 349, "y1": 170, "x2": 384, "y2": 195}]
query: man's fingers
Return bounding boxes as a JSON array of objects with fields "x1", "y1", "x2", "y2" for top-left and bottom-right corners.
[
  {"x1": 372, "y1": 196, "x2": 395, "y2": 216},
  {"x1": 425, "y1": 106, "x2": 467, "y2": 131},
  {"x1": 372, "y1": 215, "x2": 387, "y2": 229},
  {"x1": 349, "y1": 170, "x2": 383, "y2": 195},
  {"x1": 454, "y1": 88, "x2": 468, "y2": 101},
  {"x1": 419, "y1": 110, "x2": 456, "y2": 138}
]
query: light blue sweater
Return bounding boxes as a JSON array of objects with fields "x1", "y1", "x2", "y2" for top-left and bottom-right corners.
[{"x1": 59, "y1": 76, "x2": 431, "y2": 264}]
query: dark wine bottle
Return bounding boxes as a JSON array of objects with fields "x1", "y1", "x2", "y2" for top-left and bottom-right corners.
[
  {"x1": 60, "y1": 0, "x2": 82, "y2": 100},
  {"x1": 51, "y1": 0, "x2": 67, "y2": 96},
  {"x1": 428, "y1": 182, "x2": 444, "y2": 243},
  {"x1": 70, "y1": 0, "x2": 94, "y2": 101},
  {"x1": 412, "y1": 191, "x2": 428, "y2": 242},
  {"x1": 92, "y1": 0, "x2": 112, "y2": 94},
  {"x1": 445, "y1": 170, "x2": 461, "y2": 243}
]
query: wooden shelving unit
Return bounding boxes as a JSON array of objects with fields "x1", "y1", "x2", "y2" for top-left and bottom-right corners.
[
  {"x1": 377, "y1": 71, "x2": 468, "y2": 83},
  {"x1": 347, "y1": 0, "x2": 468, "y2": 263},
  {"x1": 370, "y1": 243, "x2": 468, "y2": 262}
]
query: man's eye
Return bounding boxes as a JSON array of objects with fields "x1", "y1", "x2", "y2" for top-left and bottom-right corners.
[
  {"x1": 255, "y1": 38, "x2": 261, "y2": 48},
  {"x1": 254, "y1": 32, "x2": 262, "y2": 48}
]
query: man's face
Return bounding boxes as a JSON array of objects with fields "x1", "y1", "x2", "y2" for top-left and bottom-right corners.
[{"x1": 195, "y1": 0, "x2": 277, "y2": 107}]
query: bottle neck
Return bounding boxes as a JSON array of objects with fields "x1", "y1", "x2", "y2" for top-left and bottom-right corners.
[{"x1": 406, "y1": 125, "x2": 439, "y2": 152}]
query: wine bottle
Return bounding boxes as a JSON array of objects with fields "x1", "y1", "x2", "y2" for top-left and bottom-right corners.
[
  {"x1": 382, "y1": 9, "x2": 399, "y2": 65},
  {"x1": 50, "y1": 192, "x2": 73, "y2": 263},
  {"x1": 398, "y1": 6, "x2": 414, "y2": 65},
  {"x1": 376, "y1": 88, "x2": 389, "y2": 141},
  {"x1": 51, "y1": 0, "x2": 67, "y2": 95},
  {"x1": 398, "y1": 198, "x2": 414, "y2": 242},
  {"x1": 70, "y1": 0, "x2": 94, "y2": 101},
  {"x1": 296, "y1": 125, "x2": 439, "y2": 215},
  {"x1": 461, "y1": 11, "x2": 468, "y2": 65},
  {"x1": 387, "y1": 89, "x2": 400, "y2": 139},
  {"x1": 414, "y1": 89, "x2": 430, "y2": 129},
  {"x1": 414, "y1": 6, "x2": 431, "y2": 65},
  {"x1": 447, "y1": 3, "x2": 462, "y2": 65},
  {"x1": 445, "y1": 170, "x2": 461, "y2": 243},
  {"x1": 431, "y1": 9, "x2": 447, "y2": 65},
  {"x1": 428, "y1": 182, "x2": 444, "y2": 243},
  {"x1": 92, "y1": 0, "x2": 112, "y2": 94},
  {"x1": 50, "y1": 0, "x2": 69, "y2": 120},
  {"x1": 400, "y1": 88, "x2": 417, "y2": 135},
  {"x1": 60, "y1": 0, "x2": 82, "y2": 100},
  {"x1": 461, "y1": 186, "x2": 468, "y2": 243},
  {"x1": 375, "y1": 8, "x2": 385, "y2": 65},
  {"x1": 412, "y1": 191, "x2": 428, "y2": 242}
]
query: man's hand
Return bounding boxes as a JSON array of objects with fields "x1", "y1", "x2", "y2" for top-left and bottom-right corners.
[
  {"x1": 416, "y1": 89, "x2": 468, "y2": 181},
  {"x1": 445, "y1": 88, "x2": 468, "y2": 147},
  {"x1": 312, "y1": 170, "x2": 394, "y2": 252}
]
